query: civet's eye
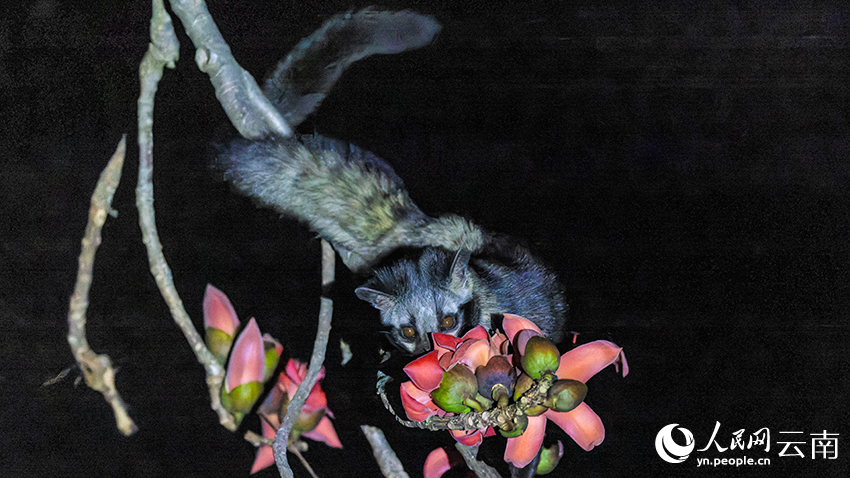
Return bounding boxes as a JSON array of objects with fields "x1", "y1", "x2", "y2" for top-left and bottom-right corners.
[
  {"x1": 440, "y1": 315, "x2": 455, "y2": 328},
  {"x1": 401, "y1": 326, "x2": 416, "y2": 338}
]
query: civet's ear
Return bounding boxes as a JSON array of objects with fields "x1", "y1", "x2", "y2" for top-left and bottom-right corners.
[
  {"x1": 448, "y1": 248, "x2": 471, "y2": 289},
  {"x1": 355, "y1": 287, "x2": 395, "y2": 311}
]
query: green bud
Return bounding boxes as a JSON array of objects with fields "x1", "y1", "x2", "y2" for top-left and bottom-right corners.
[
  {"x1": 544, "y1": 379, "x2": 587, "y2": 413},
  {"x1": 525, "y1": 404, "x2": 549, "y2": 416},
  {"x1": 222, "y1": 381, "x2": 264, "y2": 415},
  {"x1": 205, "y1": 327, "x2": 234, "y2": 364},
  {"x1": 262, "y1": 343, "x2": 282, "y2": 383},
  {"x1": 535, "y1": 441, "x2": 564, "y2": 475},
  {"x1": 497, "y1": 412, "x2": 529, "y2": 438},
  {"x1": 430, "y1": 365, "x2": 478, "y2": 414},
  {"x1": 294, "y1": 408, "x2": 326, "y2": 434},
  {"x1": 513, "y1": 373, "x2": 535, "y2": 401},
  {"x1": 520, "y1": 336, "x2": 561, "y2": 379}
]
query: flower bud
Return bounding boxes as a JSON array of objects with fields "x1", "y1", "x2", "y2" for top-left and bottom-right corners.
[
  {"x1": 205, "y1": 327, "x2": 235, "y2": 364},
  {"x1": 262, "y1": 334, "x2": 283, "y2": 383},
  {"x1": 431, "y1": 364, "x2": 478, "y2": 414},
  {"x1": 221, "y1": 380, "x2": 264, "y2": 417},
  {"x1": 497, "y1": 412, "x2": 529, "y2": 438},
  {"x1": 544, "y1": 379, "x2": 587, "y2": 413},
  {"x1": 535, "y1": 441, "x2": 564, "y2": 475},
  {"x1": 512, "y1": 373, "x2": 534, "y2": 401},
  {"x1": 520, "y1": 336, "x2": 561, "y2": 379},
  {"x1": 475, "y1": 356, "x2": 516, "y2": 404},
  {"x1": 294, "y1": 408, "x2": 326, "y2": 434}
]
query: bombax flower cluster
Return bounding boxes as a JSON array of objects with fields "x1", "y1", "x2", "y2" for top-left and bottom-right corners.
[
  {"x1": 399, "y1": 314, "x2": 628, "y2": 475},
  {"x1": 202, "y1": 284, "x2": 341, "y2": 474}
]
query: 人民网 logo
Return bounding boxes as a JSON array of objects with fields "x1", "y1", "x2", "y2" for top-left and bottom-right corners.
[{"x1": 656, "y1": 423, "x2": 696, "y2": 463}]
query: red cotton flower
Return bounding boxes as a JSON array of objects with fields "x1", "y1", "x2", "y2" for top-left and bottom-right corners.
[
  {"x1": 403, "y1": 314, "x2": 628, "y2": 475},
  {"x1": 250, "y1": 358, "x2": 342, "y2": 474},
  {"x1": 501, "y1": 314, "x2": 628, "y2": 468}
]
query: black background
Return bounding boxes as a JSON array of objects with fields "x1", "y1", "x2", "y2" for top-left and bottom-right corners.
[{"x1": 2, "y1": 1, "x2": 849, "y2": 477}]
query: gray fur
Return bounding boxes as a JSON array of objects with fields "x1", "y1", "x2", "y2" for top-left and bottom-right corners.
[{"x1": 215, "y1": 9, "x2": 566, "y2": 354}]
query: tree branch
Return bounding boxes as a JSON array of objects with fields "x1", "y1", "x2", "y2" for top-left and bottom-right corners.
[
  {"x1": 136, "y1": 0, "x2": 236, "y2": 430},
  {"x1": 66, "y1": 136, "x2": 137, "y2": 436},
  {"x1": 361, "y1": 425, "x2": 410, "y2": 478},
  {"x1": 167, "y1": 0, "x2": 291, "y2": 139},
  {"x1": 273, "y1": 240, "x2": 335, "y2": 477}
]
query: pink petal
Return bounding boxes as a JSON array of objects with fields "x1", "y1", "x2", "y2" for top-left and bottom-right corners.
[
  {"x1": 490, "y1": 331, "x2": 509, "y2": 356},
  {"x1": 250, "y1": 420, "x2": 277, "y2": 474},
  {"x1": 303, "y1": 382, "x2": 328, "y2": 411},
  {"x1": 460, "y1": 325, "x2": 490, "y2": 341},
  {"x1": 302, "y1": 416, "x2": 343, "y2": 448},
  {"x1": 203, "y1": 284, "x2": 240, "y2": 335},
  {"x1": 400, "y1": 381, "x2": 440, "y2": 421},
  {"x1": 556, "y1": 340, "x2": 628, "y2": 383},
  {"x1": 545, "y1": 402, "x2": 605, "y2": 451},
  {"x1": 433, "y1": 332, "x2": 463, "y2": 351},
  {"x1": 502, "y1": 314, "x2": 543, "y2": 342},
  {"x1": 450, "y1": 428, "x2": 483, "y2": 447},
  {"x1": 424, "y1": 448, "x2": 452, "y2": 478},
  {"x1": 504, "y1": 414, "x2": 546, "y2": 468},
  {"x1": 403, "y1": 351, "x2": 444, "y2": 391},
  {"x1": 513, "y1": 329, "x2": 541, "y2": 355},
  {"x1": 450, "y1": 338, "x2": 493, "y2": 370},
  {"x1": 226, "y1": 318, "x2": 264, "y2": 391}
]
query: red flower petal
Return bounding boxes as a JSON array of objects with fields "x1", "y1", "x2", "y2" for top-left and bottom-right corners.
[
  {"x1": 302, "y1": 416, "x2": 343, "y2": 449},
  {"x1": 504, "y1": 414, "x2": 546, "y2": 468},
  {"x1": 250, "y1": 420, "x2": 277, "y2": 474},
  {"x1": 433, "y1": 332, "x2": 463, "y2": 351},
  {"x1": 502, "y1": 314, "x2": 543, "y2": 342},
  {"x1": 450, "y1": 428, "x2": 483, "y2": 447},
  {"x1": 424, "y1": 448, "x2": 452, "y2": 478},
  {"x1": 203, "y1": 284, "x2": 240, "y2": 335},
  {"x1": 403, "y1": 350, "x2": 444, "y2": 391},
  {"x1": 400, "y1": 381, "x2": 440, "y2": 421},
  {"x1": 461, "y1": 325, "x2": 490, "y2": 341},
  {"x1": 556, "y1": 340, "x2": 628, "y2": 383},
  {"x1": 450, "y1": 338, "x2": 493, "y2": 370},
  {"x1": 226, "y1": 318, "x2": 264, "y2": 391},
  {"x1": 545, "y1": 402, "x2": 605, "y2": 451}
]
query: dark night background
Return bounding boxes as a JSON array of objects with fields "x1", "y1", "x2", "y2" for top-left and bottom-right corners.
[{"x1": 2, "y1": 0, "x2": 849, "y2": 477}]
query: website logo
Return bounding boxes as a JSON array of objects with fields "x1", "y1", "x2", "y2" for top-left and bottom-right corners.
[{"x1": 655, "y1": 423, "x2": 696, "y2": 463}]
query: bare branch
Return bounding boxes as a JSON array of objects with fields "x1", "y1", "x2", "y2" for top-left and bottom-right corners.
[
  {"x1": 455, "y1": 444, "x2": 502, "y2": 478},
  {"x1": 361, "y1": 425, "x2": 410, "y2": 478},
  {"x1": 273, "y1": 240, "x2": 335, "y2": 478},
  {"x1": 67, "y1": 136, "x2": 137, "y2": 436},
  {"x1": 168, "y1": 0, "x2": 290, "y2": 139},
  {"x1": 136, "y1": 0, "x2": 236, "y2": 430}
]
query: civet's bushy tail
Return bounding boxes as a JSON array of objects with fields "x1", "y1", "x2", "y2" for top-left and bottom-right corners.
[
  {"x1": 215, "y1": 9, "x2": 566, "y2": 354},
  {"x1": 218, "y1": 134, "x2": 484, "y2": 272}
]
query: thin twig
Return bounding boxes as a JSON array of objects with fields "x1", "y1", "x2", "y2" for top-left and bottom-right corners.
[
  {"x1": 273, "y1": 240, "x2": 335, "y2": 478},
  {"x1": 361, "y1": 425, "x2": 410, "y2": 478},
  {"x1": 455, "y1": 444, "x2": 502, "y2": 478},
  {"x1": 67, "y1": 136, "x2": 138, "y2": 436},
  {"x1": 136, "y1": 0, "x2": 235, "y2": 430}
]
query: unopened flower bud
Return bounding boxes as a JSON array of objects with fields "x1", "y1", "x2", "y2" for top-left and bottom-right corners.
[
  {"x1": 497, "y1": 412, "x2": 529, "y2": 438},
  {"x1": 544, "y1": 379, "x2": 587, "y2": 413},
  {"x1": 512, "y1": 373, "x2": 534, "y2": 401},
  {"x1": 520, "y1": 336, "x2": 561, "y2": 379},
  {"x1": 205, "y1": 327, "x2": 235, "y2": 364},
  {"x1": 535, "y1": 441, "x2": 564, "y2": 475},
  {"x1": 476, "y1": 356, "x2": 516, "y2": 405},
  {"x1": 431, "y1": 364, "x2": 478, "y2": 414}
]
